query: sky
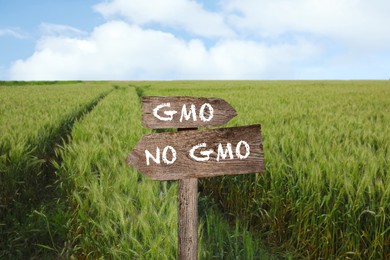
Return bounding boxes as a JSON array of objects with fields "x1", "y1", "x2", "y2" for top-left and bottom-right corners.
[{"x1": 1, "y1": 0, "x2": 390, "y2": 80}]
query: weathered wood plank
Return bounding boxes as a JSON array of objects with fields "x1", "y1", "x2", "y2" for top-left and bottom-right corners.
[
  {"x1": 142, "y1": 96, "x2": 237, "y2": 129},
  {"x1": 127, "y1": 125, "x2": 264, "y2": 180},
  {"x1": 178, "y1": 178, "x2": 198, "y2": 260}
]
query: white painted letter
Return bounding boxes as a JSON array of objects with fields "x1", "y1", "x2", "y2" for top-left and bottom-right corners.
[
  {"x1": 236, "y1": 141, "x2": 250, "y2": 159},
  {"x1": 145, "y1": 147, "x2": 160, "y2": 165},
  {"x1": 189, "y1": 143, "x2": 213, "y2": 162},
  {"x1": 153, "y1": 103, "x2": 177, "y2": 121},
  {"x1": 180, "y1": 104, "x2": 197, "y2": 122},
  {"x1": 216, "y1": 143, "x2": 233, "y2": 162},
  {"x1": 199, "y1": 103, "x2": 214, "y2": 122},
  {"x1": 162, "y1": 146, "x2": 177, "y2": 165}
]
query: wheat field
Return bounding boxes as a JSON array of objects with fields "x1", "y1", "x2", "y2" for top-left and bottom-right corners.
[{"x1": 1, "y1": 80, "x2": 389, "y2": 259}]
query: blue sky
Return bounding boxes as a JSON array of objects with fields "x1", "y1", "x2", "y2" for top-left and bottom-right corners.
[{"x1": 1, "y1": 0, "x2": 390, "y2": 80}]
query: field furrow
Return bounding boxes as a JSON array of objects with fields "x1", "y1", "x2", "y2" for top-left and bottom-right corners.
[
  {"x1": 1, "y1": 80, "x2": 388, "y2": 259},
  {"x1": 0, "y1": 82, "x2": 113, "y2": 258},
  {"x1": 54, "y1": 85, "x2": 179, "y2": 258},
  {"x1": 54, "y1": 84, "x2": 272, "y2": 259}
]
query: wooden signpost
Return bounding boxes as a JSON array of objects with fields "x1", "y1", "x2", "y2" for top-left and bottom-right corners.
[
  {"x1": 127, "y1": 125, "x2": 264, "y2": 180},
  {"x1": 141, "y1": 96, "x2": 237, "y2": 129},
  {"x1": 127, "y1": 96, "x2": 264, "y2": 260}
]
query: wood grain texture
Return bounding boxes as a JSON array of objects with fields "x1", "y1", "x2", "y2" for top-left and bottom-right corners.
[
  {"x1": 127, "y1": 124, "x2": 264, "y2": 180},
  {"x1": 142, "y1": 96, "x2": 237, "y2": 129},
  {"x1": 178, "y1": 178, "x2": 198, "y2": 260}
]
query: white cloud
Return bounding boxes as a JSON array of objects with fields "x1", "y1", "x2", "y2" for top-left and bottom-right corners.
[
  {"x1": 94, "y1": 0, "x2": 234, "y2": 38},
  {"x1": 224, "y1": 0, "x2": 390, "y2": 49},
  {"x1": 0, "y1": 28, "x2": 27, "y2": 39},
  {"x1": 8, "y1": 0, "x2": 390, "y2": 80},
  {"x1": 9, "y1": 21, "x2": 321, "y2": 80}
]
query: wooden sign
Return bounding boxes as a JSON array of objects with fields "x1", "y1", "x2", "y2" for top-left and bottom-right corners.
[
  {"x1": 127, "y1": 124, "x2": 264, "y2": 180},
  {"x1": 127, "y1": 95, "x2": 264, "y2": 260},
  {"x1": 141, "y1": 96, "x2": 237, "y2": 129}
]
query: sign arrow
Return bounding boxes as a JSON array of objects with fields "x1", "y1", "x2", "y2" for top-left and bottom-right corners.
[
  {"x1": 142, "y1": 96, "x2": 237, "y2": 129},
  {"x1": 127, "y1": 125, "x2": 264, "y2": 180}
]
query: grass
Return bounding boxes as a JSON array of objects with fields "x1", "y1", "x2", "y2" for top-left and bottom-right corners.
[
  {"x1": 0, "y1": 80, "x2": 82, "y2": 86},
  {"x1": 137, "y1": 80, "x2": 390, "y2": 259},
  {"x1": 198, "y1": 195, "x2": 273, "y2": 259},
  {"x1": 55, "y1": 84, "x2": 270, "y2": 258},
  {"x1": 55, "y1": 85, "x2": 178, "y2": 258},
  {"x1": 0, "y1": 82, "x2": 113, "y2": 258},
  {"x1": 1, "y1": 80, "x2": 388, "y2": 259}
]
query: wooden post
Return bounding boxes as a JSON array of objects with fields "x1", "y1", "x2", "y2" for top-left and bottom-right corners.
[
  {"x1": 178, "y1": 178, "x2": 198, "y2": 260},
  {"x1": 178, "y1": 127, "x2": 198, "y2": 260}
]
